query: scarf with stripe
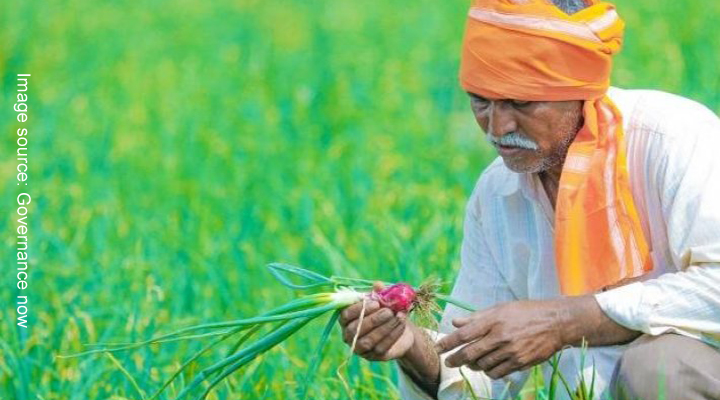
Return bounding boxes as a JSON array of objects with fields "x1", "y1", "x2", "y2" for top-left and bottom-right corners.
[{"x1": 460, "y1": 0, "x2": 653, "y2": 295}]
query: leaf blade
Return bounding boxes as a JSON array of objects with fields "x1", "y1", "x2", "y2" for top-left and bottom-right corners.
[
  {"x1": 267, "y1": 263, "x2": 332, "y2": 289},
  {"x1": 298, "y1": 310, "x2": 341, "y2": 400}
]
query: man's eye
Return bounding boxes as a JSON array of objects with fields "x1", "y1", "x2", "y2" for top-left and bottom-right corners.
[{"x1": 472, "y1": 97, "x2": 490, "y2": 108}]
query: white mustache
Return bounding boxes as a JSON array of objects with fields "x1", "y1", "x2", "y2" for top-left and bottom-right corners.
[{"x1": 487, "y1": 132, "x2": 539, "y2": 151}]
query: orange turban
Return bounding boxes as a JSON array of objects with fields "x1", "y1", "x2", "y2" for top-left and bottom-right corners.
[{"x1": 460, "y1": 0, "x2": 653, "y2": 295}]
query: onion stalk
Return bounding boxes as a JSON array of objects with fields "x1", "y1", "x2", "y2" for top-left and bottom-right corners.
[{"x1": 62, "y1": 263, "x2": 475, "y2": 400}]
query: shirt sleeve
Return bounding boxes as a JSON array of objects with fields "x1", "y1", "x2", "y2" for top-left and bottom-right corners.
[
  {"x1": 397, "y1": 179, "x2": 530, "y2": 399},
  {"x1": 595, "y1": 106, "x2": 720, "y2": 347}
]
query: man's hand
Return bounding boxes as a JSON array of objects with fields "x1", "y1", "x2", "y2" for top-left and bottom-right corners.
[
  {"x1": 339, "y1": 300, "x2": 415, "y2": 361},
  {"x1": 338, "y1": 295, "x2": 442, "y2": 398},
  {"x1": 435, "y1": 296, "x2": 642, "y2": 380},
  {"x1": 435, "y1": 300, "x2": 566, "y2": 379}
]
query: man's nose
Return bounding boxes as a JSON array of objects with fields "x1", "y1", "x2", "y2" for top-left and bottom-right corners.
[{"x1": 487, "y1": 101, "x2": 518, "y2": 138}]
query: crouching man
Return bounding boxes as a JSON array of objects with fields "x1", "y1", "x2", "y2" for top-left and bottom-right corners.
[{"x1": 339, "y1": 0, "x2": 720, "y2": 398}]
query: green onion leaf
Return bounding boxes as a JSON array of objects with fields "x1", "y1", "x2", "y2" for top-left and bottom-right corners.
[
  {"x1": 298, "y1": 310, "x2": 340, "y2": 400},
  {"x1": 176, "y1": 316, "x2": 315, "y2": 400},
  {"x1": 148, "y1": 325, "x2": 253, "y2": 400},
  {"x1": 267, "y1": 263, "x2": 333, "y2": 289}
]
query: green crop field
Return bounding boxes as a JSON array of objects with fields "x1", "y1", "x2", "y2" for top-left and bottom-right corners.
[{"x1": 1, "y1": 0, "x2": 718, "y2": 399}]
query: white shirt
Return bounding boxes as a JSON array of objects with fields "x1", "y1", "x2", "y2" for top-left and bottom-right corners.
[{"x1": 398, "y1": 87, "x2": 720, "y2": 400}]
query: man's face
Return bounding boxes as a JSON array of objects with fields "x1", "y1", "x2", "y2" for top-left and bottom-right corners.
[{"x1": 469, "y1": 92, "x2": 584, "y2": 173}]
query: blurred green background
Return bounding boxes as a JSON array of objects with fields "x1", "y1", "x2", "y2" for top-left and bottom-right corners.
[{"x1": 1, "y1": 0, "x2": 718, "y2": 399}]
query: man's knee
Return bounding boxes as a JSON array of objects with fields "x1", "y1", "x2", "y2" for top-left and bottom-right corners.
[
  {"x1": 611, "y1": 335, "x2": 673, "y2": 400},
  {"x1": 610, "y1": 334, "x2": 720, "y2": 400}
]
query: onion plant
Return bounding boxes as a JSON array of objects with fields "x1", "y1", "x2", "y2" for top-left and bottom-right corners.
[{"x1": 63, "y1": 264, "x2": 476, "y2": 400}]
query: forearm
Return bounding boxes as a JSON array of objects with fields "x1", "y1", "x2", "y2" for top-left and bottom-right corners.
[
  {"x1": 558, "y1": 295, "x2": 641, "y2": 347},
  {"x1": 397, "y1": 324, "x2": 441, "y2": 399}
]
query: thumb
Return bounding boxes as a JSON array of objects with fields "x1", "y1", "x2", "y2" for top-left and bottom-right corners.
[{"x1": 373, "y1": 281, "x2": 385, "y2": 293}]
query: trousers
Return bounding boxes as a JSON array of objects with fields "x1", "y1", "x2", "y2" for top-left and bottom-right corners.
[{"x1": 610, "y1": 333, "x2": 720, "y2": 400}]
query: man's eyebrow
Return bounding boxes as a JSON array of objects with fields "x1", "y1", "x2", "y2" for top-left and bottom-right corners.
[{"x1": 467, "y1": 92, "x2": 487, "y2": 101}]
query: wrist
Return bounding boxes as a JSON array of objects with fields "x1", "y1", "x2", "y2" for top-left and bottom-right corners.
[
  {"x1": 398, "y1": 324, "x2": 441, "y2": 383},
  {"x1": 398, "y1": 323, "x2": 425, "y2": 364},
  {"x1": 554, "y1": 296, "x2": 591, "y2": 347}
]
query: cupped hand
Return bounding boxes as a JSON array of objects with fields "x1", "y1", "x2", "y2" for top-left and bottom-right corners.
[{"x1": 338, "y1": 299, "x2": 415, "y2": 361}]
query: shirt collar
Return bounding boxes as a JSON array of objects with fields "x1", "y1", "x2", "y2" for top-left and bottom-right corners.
[{"x1": 498, "y1": 170, "x2": 537, "y2": 200}]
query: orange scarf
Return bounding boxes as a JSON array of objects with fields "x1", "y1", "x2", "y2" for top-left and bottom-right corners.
[{"x1": 460, "y1": 0, "x2": 653, "y2": 295}]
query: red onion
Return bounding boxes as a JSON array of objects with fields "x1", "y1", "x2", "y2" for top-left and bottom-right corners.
[{"x1": 372, "y1": 283, "x2": 416, "y2": 313}]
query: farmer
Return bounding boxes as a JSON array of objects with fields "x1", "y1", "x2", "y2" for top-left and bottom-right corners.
[{"x1": 338, "y1": 0, "x2": 720, "y2": 399}]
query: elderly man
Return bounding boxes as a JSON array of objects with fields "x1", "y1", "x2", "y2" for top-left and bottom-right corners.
[{"x1": 338, "y1": 0, "x2": 720, "y2": 399}]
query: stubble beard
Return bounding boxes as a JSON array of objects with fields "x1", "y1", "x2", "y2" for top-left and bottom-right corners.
[{"x1": 504, "y1": 110, "x2": 583, "y2": 174}]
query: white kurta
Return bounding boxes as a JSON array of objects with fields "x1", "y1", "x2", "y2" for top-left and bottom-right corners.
[{"x1": 398, "y1": 87, "x2": 720, "y2": 400}]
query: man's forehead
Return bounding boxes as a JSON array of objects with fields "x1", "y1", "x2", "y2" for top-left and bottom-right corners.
[
  {"x1": 467, "y1": 91, "x2": 531, "y2": 103},
  {"x1": 467, "y1": 91, "x2": 499, "y2": 101}
]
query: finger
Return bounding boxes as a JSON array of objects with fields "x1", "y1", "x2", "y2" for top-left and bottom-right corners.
[
  {"x1": 373, "y1": 281, "x2": 385, "y2": 292},
  {"x1": 358, "y1": 319, "x2": 403, "y2": 359},
  {"x1": 469, "y1": 347, "x2": 510, "y2": 372},
  {"x1": 339, "y1": 302, "x2": 363, "y2": 326},
  {"x1": 369, "y1": 320, "x2": 405, "y2": 357},
  {"x1": 356, "y1": 317, "x2": 401, "y2": 355},
  {"x1": 342, "y1": 307, "x2": 393, "y2": 344},
  {"x1": 340, "y1": 300, "x2": 380, "y2": 326},
  {"x1": 452, "y1": 307, "x2": 492, "y2": 328},
  {"x1": 340, "y1": 300, "x2": 379, "y2": 326},
  {"x1": 445, "y1": 336, "x2": 500, "y2": 368},
  {"x1": 436, "y1": 322, "x2": 491, "y2": 354},
  {"x1": 486, "y1": 359, "x2": 521, "y2": 380},
  {"x1": 383, "y1": 324, "x2": 415, "y2": 360},
  {"x1": 344, "y1": 308, "x2": 390, "y2": 344},
  {"x1": 452, "y1": 317, "x2": 470, "y2": 327}
]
